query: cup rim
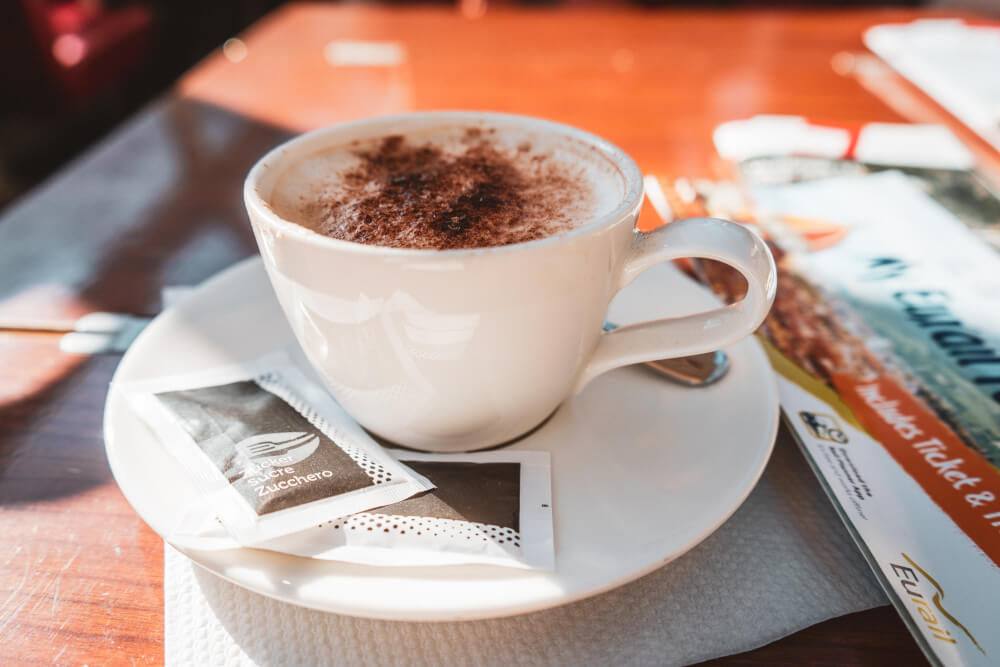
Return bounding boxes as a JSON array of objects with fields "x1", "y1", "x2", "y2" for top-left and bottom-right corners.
[{"x1": 244, "y1": 111, "x2": 644, "y2": 257}]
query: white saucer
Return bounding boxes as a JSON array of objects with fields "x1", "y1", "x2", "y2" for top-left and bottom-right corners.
[{"x1": 104, "y1": 257, "x2": 779, "y2": 622}]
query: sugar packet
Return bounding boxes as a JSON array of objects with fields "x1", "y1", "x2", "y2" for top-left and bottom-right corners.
[
  {"x1": 257, "y1": 449, "x2": 555, "y2": 570},
  {"x1": 115, "y1": 350, "x2": 433, "y2": 547}
]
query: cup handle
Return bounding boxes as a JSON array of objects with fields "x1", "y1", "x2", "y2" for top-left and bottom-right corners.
[{"x1": 573, "y1": 217, "x2": 777, "y2": 392}]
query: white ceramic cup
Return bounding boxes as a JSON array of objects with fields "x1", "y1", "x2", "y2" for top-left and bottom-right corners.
[{"x1": 245, "y1": 112, "x2": 776, "y2": 452}]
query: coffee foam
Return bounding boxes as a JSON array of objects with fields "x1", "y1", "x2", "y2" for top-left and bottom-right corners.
[{"x1": 268, "y1": 124, "x2": 624, "y2": 250}]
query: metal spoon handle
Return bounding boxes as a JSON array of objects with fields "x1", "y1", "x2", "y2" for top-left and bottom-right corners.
[{"x1": 602, "y1": 321, "x2": 730, "y2": 387}]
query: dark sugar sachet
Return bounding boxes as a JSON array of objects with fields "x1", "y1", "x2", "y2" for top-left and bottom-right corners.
[{"x1": 117, "y1": 351, "x2": 433, "y2": 546}]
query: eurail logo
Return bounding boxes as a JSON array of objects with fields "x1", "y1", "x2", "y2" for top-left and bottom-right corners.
[
  {"x1": 890, "y1": 553, "x2": 985, "y2": 656},
  {"x1": 798, "y1": 411, "x2": 848, "y2": 444}
]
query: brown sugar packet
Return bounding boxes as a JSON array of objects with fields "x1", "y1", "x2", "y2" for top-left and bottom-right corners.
[
  {"x1": 116, "y1": 351, "x2": 433, "y2": 547},
  {"x1": 256, "y1": 450, "x2": 554, "y2": 570}
]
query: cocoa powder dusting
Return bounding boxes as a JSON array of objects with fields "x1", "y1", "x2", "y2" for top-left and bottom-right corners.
[{"x1": 297, "y1": 130, "x2": 591, "y2": 250}]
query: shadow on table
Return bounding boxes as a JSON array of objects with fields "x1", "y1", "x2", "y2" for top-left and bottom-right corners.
[{"x1": 0, "y1": 97, "x2": 293, "y2": 504}]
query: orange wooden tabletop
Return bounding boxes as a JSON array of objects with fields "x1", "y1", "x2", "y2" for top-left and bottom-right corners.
[{"x1": 2, "y1": 3, "x2": 992, "y2": 664}]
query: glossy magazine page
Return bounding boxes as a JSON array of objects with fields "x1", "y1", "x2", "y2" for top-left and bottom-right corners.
[{"x1": 675, "y1": 155, "x2": 1000, "y2": 667}]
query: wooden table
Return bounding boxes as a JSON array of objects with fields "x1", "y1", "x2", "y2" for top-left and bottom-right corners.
[{"x1": 2, "y1": 3, "x2": 992, "y2": 664}]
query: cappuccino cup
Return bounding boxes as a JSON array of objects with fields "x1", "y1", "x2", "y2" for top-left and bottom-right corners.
[{"x1": 245, "y1": 111, "x2": 776, "y2": 452}]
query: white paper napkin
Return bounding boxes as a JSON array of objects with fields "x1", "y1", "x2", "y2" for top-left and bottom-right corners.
[{"x1": 165, "y1": 432, "x2": 887, "y2": 666}]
